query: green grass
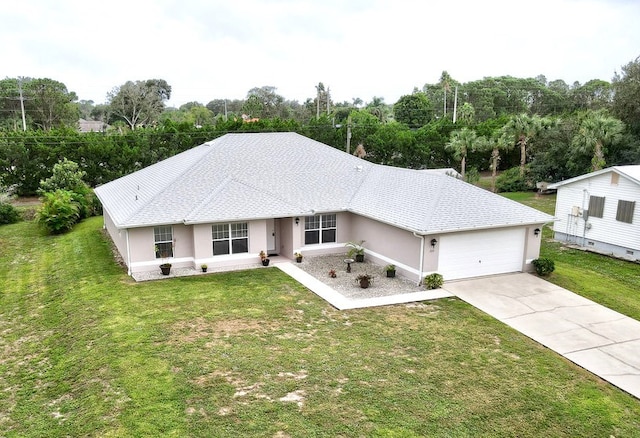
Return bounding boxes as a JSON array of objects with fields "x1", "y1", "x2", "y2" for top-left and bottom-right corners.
[{"x1": 1, "y1": 217, "x2": 639, "y2": 436}]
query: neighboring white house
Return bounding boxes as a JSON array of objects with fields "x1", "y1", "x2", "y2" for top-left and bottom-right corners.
[
  {"x1": 548, "y1": 165, "x2": 640, "y2": 261},
  {"x1": 94, "y1": 132, "x2": 553, "y2": 283}
]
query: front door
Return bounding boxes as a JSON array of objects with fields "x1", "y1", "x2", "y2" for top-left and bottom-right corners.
[{"x1": 267, "y1": 218, "x2": 278, "y2": 255}]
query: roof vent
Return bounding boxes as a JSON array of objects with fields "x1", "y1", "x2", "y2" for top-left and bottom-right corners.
[{"x1": 355, "y1": 165, "x2": 363, "y2": 172}]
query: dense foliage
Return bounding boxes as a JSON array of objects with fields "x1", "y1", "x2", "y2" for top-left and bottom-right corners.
[{"x1": 1, "y1": 58, "x2": 640, "y2": 195}]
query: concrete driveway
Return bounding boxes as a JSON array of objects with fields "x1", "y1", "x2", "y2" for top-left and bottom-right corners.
[{"x1": 442, "y1": 273, "x2": 640, "y2": 400}]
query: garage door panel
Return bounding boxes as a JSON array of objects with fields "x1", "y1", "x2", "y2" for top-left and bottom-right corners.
[{"x1": 438, "y1": 228, "x2": 525, "y2": 280}]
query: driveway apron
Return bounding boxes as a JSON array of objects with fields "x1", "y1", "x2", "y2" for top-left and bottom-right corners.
[{"x1": 442, "y1": 273, "x2": 640, "y2": 400}]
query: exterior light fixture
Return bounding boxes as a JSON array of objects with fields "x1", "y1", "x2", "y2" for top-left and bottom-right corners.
[
  {"x1": 295, "y1": 217, "x2": 300, "y2": 225},
  {"x1": 430, "y1": 238, "x2": 438, "y2": 248},
  {"x1": 534, "y1": 228, "x2": 541, "y2": 236}
]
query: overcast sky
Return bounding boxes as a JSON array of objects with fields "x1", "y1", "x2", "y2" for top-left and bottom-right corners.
[{"x1": 3, "y1": 0, "x2": 639, "y2": 108}]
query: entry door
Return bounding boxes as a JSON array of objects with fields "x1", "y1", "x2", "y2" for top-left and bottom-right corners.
[{"x1": 266, "y1": 218, "x2": 278, "y2": 255}]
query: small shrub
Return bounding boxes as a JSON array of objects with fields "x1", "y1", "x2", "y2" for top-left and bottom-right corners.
[
  {"x1": 424, "y1": 273, "x2": 444, "y2": 289},
  {"x1": 532, "y1": 257, "x2": 555, "y2": 276},
  {"x1": 36, "y1": 190, "x2": 81, "y2": 234},
  {"x1": 0, "y1": 202, "x2": 21, "y2": 225},
  {"x1": 495, "y1": 167, "x2": 533, "y2": 192}
]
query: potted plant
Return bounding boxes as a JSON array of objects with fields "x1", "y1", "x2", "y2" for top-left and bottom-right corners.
[
  {"x1": 385, "y1": 264, "x2": 396, "y2": 278},
  {"x1": 423, "y1": 273, "x2": 444, "y2": 290},
  {"x1": 328, "y1": 269, "x2": 337, "y2": 278},
  {"x1": 156, "y1": 244, "x2": 172, "y2": 275},
  {"x1": 259, "y1": 250, "x2": 270, "y2": 266},
  {"x1": 355, "y1": 273, "x2": 374, "y2": 289},
  {"x1": 201, "y1": 264, "x2": 208, "y2": 273},
  {"x1": 345, "y1": 240, "x2": 366, "y2": 262},
  {"x1": 294, "y1": 251, "x2": 303, "y2": 263}
]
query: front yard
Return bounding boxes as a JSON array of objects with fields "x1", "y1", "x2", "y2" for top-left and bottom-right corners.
[{"x1": 1, "y1": 216, "x2": 639, "y2": 436}]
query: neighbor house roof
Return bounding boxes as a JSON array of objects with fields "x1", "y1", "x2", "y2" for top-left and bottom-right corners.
[
  {"x1": 95, "y1": 132, "x2": 553, "y2": 233},
  {"x1": 548, "y1": 165, "x2": 640, "y2": 189}
]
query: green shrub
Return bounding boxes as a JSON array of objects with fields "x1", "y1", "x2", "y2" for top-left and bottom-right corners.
[
  {"x1": 0, "y1": 202, "x2": 21, "y2": 225},
  {"x1": 532, "y1": 257, "x2": 555, "y2": 276},
  {"x1": 36, "y1": 190, "x2": 81, "y2": 234},
  {"x1": 495, "y1": 167, "x2": 533, "y2": 192},
  {"x1": 424, "y1": 273, "x2": 444, "y2": 289}
]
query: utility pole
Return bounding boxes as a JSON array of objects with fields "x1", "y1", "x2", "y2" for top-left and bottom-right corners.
[
  {"x1": 452, "y1": 86, "x2": 458, "y2": 124},
  {"x1": 326, "y1": 86, "x2": 330, "y2": 115},
  {"x1": 18, "y1": 77, "x2": 27, "y2": 131},
  {"x1": 346, "y1": 114, "x2": 352, "y2": 154},
  {"x1": 224, "y1": 99, "x2": 228, "y2": 121}
]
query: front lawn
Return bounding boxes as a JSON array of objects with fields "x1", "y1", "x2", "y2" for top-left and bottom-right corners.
[{"x1": 1, "y1": 217, "x2": 639, "y2": 437}]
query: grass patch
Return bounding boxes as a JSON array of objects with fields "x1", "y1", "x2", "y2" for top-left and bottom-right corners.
[{"x1": 1, "y1": 217, "x2": 639, "y2": 436}]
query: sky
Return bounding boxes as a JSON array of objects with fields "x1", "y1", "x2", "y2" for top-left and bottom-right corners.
[{"x1": 2, "y1": 0, "x2": 640, "y2": 108}]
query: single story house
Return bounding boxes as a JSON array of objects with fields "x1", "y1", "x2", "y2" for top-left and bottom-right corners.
[
  {"x1": 548, "y1": 165, "x2": 640, "y2": 261},
  {"x1": 94, "y1": 132, "x2": 553, "y2": 283}
]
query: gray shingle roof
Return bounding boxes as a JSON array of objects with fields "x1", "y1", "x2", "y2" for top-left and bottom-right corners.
[{"x1": 95, "y1": 132, "x2": 553, "y2": 233}]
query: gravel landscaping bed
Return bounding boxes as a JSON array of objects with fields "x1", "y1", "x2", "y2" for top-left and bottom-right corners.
[{"x1": 296, "y1": 254, "x2": 424, "y2": 299}]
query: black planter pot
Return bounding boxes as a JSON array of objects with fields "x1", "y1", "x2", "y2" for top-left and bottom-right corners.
[
  {"x1": 160, "y1": 264, "x2": 172, "y2": 275},
  {"x1": 296, "y1": 257, "x2": 303, "y2": 263},
  {"x1": 386, "y1": 270, "x2": 396, "y2": 278},
  {"x1": 355, "y1": 254, "x2": 364, "y2": 263},
  {"x1": 201, "y1": 267, "x2": 207, "y2": 273},
  {"x1": 262, "y1": 259, "x2": 270, "y2": 266},
  {"x1": 359, "y1": 278, "x2": 370, "y2": 288}
]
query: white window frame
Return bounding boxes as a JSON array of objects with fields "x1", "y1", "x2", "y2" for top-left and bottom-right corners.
[
  {"x1": 212, "y1": 222, "x2": 249, "y2": 255},
  {"x1": 154, "y1": 225, "x2": 173, "y2": 258},
  {"x1": 304, "y1": 214, "x2": 337, "y2": 245}
]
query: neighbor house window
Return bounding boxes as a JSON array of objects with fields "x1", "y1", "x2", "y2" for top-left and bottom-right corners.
[
  {"x1": 212, "y1": 223, "x2": 248, "y2": 255},
  {"x1": 588, "y1": 196, "x2": 605, "y2": 218},
  {"x1": 305, "y1": 214, "x2": 337, "y2": 244},
  {"x1": 154, "y1": 225, "x2": 173, "y2": 258},
  {"x1": 616, "y1": 200, "x2": 635, "y2": 224}
]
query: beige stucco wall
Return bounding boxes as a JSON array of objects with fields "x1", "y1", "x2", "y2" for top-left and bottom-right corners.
[
  {"x1": 523, "y1": 224, "x2": 544, "y2": 271},
  {"x1": 103, "y1": 209, "x2": 128, "y2": 267}
]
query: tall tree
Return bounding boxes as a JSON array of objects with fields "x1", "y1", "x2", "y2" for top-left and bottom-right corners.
[
  {"x1": 393, "y1": 93, "x2": 433, "y2": 128},
  {"x1": 500, "y1": 114, "x2": 544, "y2": 175},
  {"x1": 445, "y1": 128, "x2": 485, "y2": 178},
  {"x1": 612, "y1": 56, "x2": 640, "y2": 136},
  {"x1": 24, "y1": 78, "x2": 79, "y2": 130},
  {"x1": 246, "y1": 86, "x2": 287, "y2": 118},
  {"x1": 572, "y1": 110, "x2": 624, "y2": 171},
  {"x1": 107, "y1": 79, "x2": 171, "y2": 129}
]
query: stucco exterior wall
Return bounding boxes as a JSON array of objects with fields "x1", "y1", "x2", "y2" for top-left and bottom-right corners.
[{"x1": 103, "y1": 209, "x2": 128, "y2": 266}]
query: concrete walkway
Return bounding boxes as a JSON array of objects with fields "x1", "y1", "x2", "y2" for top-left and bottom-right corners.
[
  {"x1": 276, "y1": 262, "x2": 453, "y2": 310},
  {"x1": 441, "y1": 273, "x2": 640, "y2": 400}
]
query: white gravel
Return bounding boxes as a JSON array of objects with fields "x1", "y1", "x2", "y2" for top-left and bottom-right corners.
[{"x1": 294, "y1": 254, "x2": 424, "y2": 299}]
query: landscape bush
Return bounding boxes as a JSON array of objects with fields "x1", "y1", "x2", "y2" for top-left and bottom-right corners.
[
  {"x1": 495, "y1": 167, "x2": 534, "y2": 192},
  {"x1": 36, "y1": 190, "x2": 81, "y2": 234},
  {"x1": 424, "y1": 273, "x2": 444, "y2": 289},
  {"x1": 0, "y1": 202, "x2": 21, "y2": 225},
  {"x1": 532, "y1": 257, "x2": 555, "y2": 276}
]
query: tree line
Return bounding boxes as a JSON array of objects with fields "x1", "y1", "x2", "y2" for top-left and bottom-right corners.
[{"x1": 1, "y1": 56, "x2": 639, "y2": 196}]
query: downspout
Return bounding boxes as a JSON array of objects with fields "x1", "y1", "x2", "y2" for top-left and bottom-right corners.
[
  {"x1": 125, "y1": 229, "x2": 132, "y2": 276},
  {"x1": 582, "y1": 189, "x2": 589, "y2": 247},
  {"x1": 413, "y1": 232, "x2": 425, "y2": 286}
]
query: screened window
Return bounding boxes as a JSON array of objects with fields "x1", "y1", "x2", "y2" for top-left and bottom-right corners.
[
  {"x1": 588, "y1": 196, "x2": 605, "y2": 218},
  {"x1": 616, "y1": 200, "x2": 635, "y2": 224},
  {"x1": 212, "y1": 223, "x2": 248, "y2": 255},
  {"x1": 305, "y1": 214, "x2": 337, "y2": 245},
  {"x1": 154, "y1": 225, "x2": 173, "y2": 258}
]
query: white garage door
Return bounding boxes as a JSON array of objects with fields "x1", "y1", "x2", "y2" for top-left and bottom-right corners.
[{"x1": 438, "y1": 228, "x2": 526, "y2": 280}]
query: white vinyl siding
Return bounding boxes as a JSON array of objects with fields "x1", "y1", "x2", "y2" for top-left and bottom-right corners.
[{"x1": 552, "y1": 171, "x2": 640, "y2": 251}]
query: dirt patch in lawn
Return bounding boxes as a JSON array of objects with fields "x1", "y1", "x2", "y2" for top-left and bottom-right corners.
[{"x1": 169, "y1": 317, "x2": 280, "y2": 344}]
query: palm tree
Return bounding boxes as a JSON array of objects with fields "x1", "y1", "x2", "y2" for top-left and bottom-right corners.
[
  {"x1": 572, "y1": 110, "x2": 624, "y2": 171},
  {"x1": 445, "y1": 128, "x2": 486, "y2": 179},
  {"x1": 501, "y1": 114, "x2": 544, "y2": 176}
]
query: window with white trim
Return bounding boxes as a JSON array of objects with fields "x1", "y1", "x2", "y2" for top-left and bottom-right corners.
[
  {"x1": 304, "y1": 214, "x2": 337, "y2": 244},
  {"x1": 154, "y1": 226, "x2": 173, "y2": 258},
  {"x1": 212, "y1": 223, "x2": 248, "y2": 255}
]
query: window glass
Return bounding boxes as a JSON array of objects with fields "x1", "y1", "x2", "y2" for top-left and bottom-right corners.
[
  {"x1": 304, "y1": 214, "x2": 336, "y2": 244},
  {"x1": 212, "y1": 223, "x2": 249, "y2": 255},
  {"x1": 154, "y1": 226, "x2": 173, "y2": 258}
]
